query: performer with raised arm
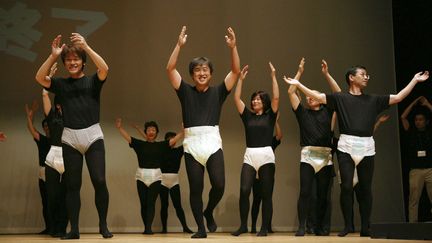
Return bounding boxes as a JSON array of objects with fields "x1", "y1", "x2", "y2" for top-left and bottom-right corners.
[
  {"x1": 285, "y1": 65, "x2": 429, "y2": 237},
  {"x1": 400, "y1": 96, "x2": 432, "y2": 222},
  {"x1": 35, "y1": 33, "x2": 112, "y2": 239},
  {"x1": 287, "y1": 58, "x2": 340, "y2": 236},
  {"x1": 116, "y1": 118, "x2": 182, "y2": 234},
  {"x1": 166, "y1": 26, "x2": 240, "y2": 238},
  {"x1": 231, "y1": 62, "x2": 279, "y2": 237}
]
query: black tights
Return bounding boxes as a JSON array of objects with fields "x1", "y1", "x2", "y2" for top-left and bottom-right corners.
[
  {"x1": 62, "y1": 139, "x2": 110, "y2": 234},
  {"x1": 185, "y1": 149, "x2": 225, "y2": 236},
  {"x1": 297, "y1": 163, "x2": 332, "y2": 231},
  {"x1": 251, "y1": 178, "x2": 273, "y2": 232},
  {"x1": 160, "y1": 184, "x2": 191, "y2": 232},
  {"x1": 338, "y1": 151, "x2": 374, "y2": 233},
  {"x1": 38, "y1": 178, "x2": 49, "y2": 232},
  {"x1": 237, "y1": 163, "x2": 275, "y2": 234},
  {"x1": 45, "y1": 166, "x2": 67, "y2": 235},
  {"x1": 137, "y1": 180, "x2": 160, "y2": 233}
]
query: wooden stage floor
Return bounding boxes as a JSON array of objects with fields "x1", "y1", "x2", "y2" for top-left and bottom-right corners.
[{"x1": 0, "y1": 233, "x2": 427, "y2": 243}]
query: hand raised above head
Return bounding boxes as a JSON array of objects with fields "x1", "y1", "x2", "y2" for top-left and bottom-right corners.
[
  {"x1": 178, "y1": 26, "x2": 188, "y2": 47},
  {"x1": 51, "y1": 35, "x2": 65, "y2": 57},
  {"x1": 225, "y1": 27, "x2": 236, "y2": 48}
]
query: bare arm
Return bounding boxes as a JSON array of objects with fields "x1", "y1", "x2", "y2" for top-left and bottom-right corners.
[
  {"x1": 131, "y1": 123, "x2": 147, "y2": 139},
  {"x1": 41, "y1": 63, "x2": 58, "y2": 116},
  {"x1": 400, "y1": 96, "x2": 422, "y2": 131},
  {"x1": 321, "y1": 59, "x2": 341, "y2": 92},
  {"x1": 287, "y1": 58, "x2": 305, "y2": 110},
  {"x1": 374, "y1": 114, "x2": 390, "y2": 133},
  {"x1": 284, "y1": 77, "x2": 326, "y2": 104},
  {"x1": 70, "y1": 33, "x2": 109, "y2": 81},
  {"x1": 224, "y1": 27, "x2": 241, "y2": 91},
  {"x1": 389, "y1": 71, "x2": 429, "y2": 105},
  {"x1": 269, "y1": 62, "x2": 279, "y2": 113},
  {"x1": 234, "y1": 65, "x2": 248, "y2": 114},
  {"x1": 166, "y1": 26, "x2": 187, "y2": 90},
  {"x1": 35, "y1": 35, "x2": 65, "y2": 88},
  {"x1": 25, "y1": 102, "x2": 40, "y2": 141},
  {"x1": 274, "y1": 112, "x2": 282, "y2": 140},
  {"x1": 168, "y1": 130, "x2": 184, "y2": 147},
  {"x1": 331, "y1": 112, "x2": 337, "y2": 132},
  {"x1": 115, "y1": 118, "x2": 132, "y2": 144}
]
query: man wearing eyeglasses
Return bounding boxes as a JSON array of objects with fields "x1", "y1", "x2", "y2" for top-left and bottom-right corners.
[{"x1": 284, "y1": 65, "x2": 429, "y2": 237}]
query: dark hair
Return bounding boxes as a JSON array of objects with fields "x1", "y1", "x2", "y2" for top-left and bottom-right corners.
[
  {"x1": 345, "y1": 65, "x2": 367, "y2": 86},
  {"x1": 189, "y1": 57, "x2": 213, "y2": 76},
  {"x1": 164, "y1": 131, "x2": 176, "y2": 141},
  {"x1": 61, "y1": 44, "x2": 87, "y2": 70},
  {"x1": 41, "y1": 118, "x2": 48, "y2": 128},
  {"x1": 250, "y1": 91, "x2": 271, "y2": 112},
  {"x1": 144, "y1": 121, "x2": 159, "y2": 134}
]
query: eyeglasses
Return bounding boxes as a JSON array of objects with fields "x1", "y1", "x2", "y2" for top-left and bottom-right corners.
[{"x1": 357, "y1": 73, "x2": 370, "y2": 79}]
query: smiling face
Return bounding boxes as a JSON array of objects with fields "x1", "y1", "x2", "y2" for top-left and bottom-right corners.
[
  {"x1": 251, "y1": 94, "x2": 264, "y2": 113},
  {"x1": 145, "y1": 126, "x2": 158, "y2": 142},
  {"x1": 64, "y1": 52, "x2": 84, "y2": 77},
  {"x1": 192, "y1": 64, "x2": 212, "y2": 88}
]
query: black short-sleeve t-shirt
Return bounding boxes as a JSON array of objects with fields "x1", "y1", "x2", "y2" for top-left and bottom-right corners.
[
  {"x1": 406, "y1": 128, "x2": 432, "y2": 169},
  {"x1": 47, "y1": 73, "x2": 104, "y2": 129},
  {"x1": 46, "y1": 109, "x2": 64, "y2": 146},
  {"x1": 176, "y1": 80, "x2": 230, "y2": 128},
  {"x1": 240, "y1": 107, "x2": 277, "y2": 148},
  {"x1": 129, "y1": 137, "x2": 170, "y2": 169},
  {"x1": 326, "y1": 92, "x2": 389, "y2": 137},
  {"x1": 271, "y1": 137, "x2": 281, "y2": 151},
  {"x1": 160, "y1": 146, "x2": 184, "y2": 173},
  {"x1": 294, "y1": 104, "x2": 334, "y2": 147},
  {"x1": 35, "y1": 133, "x2": 50, "y2": 166}
]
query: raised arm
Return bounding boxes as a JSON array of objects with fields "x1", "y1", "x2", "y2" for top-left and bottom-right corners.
[
  {"x1": 35, "y1": 35, "x2": 65, "y2": 88},
  {"x1": 41, "y1": 63, "x2": 58, "y2": 116},
  {"x1": 131, "y1": 123, "x2": 147, "y2": 139},
  {"x1": 274, "y1": 112, "x2": 282, "y2": 140},
  {"x1": 224, "y1": 27, "x2": 241, "y2": 91},
  {"x1": 70, "y1": 33, "x2": 109, "y2": 81},
  {"x1": 400, "y1": 96, "x2": 422, "y2": 131},
  {"x1": 389, "y1": 71, "x2": 429, "y2": 105},
  {"x1": 321, "y1": 59, "x2": 341, "y2": 92},
  {"x1": 287, "y1": 58, "x2": 305, "y2": 110},
  {"x1": 25, "y1": 101, "x2": 40, "y2": 141},
  {"x1": 269, "y1": 62, "x2": 279, "y2": 113},
  {"x1": 166, "y1": 26, "x2": 187, "y2": 90},
  {"x1": 115, "y1": 118, "x2": 132, "y2": 144},
  {"x1": 374, "y1": 114, "x2": 390, "y2": 133},
  {"x1": 234, "y1": 65, "x2": 248, "y2": 114},
  {"x1": 284, "y1": 77, "x2": 326, "y2": 104},
  {"x1": 168, "y1": 130, "x2": 184, "y2": 147}
]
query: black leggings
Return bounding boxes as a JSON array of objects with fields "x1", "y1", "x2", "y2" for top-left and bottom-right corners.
[
  {"x1": 45, "y1": 166, "x2": 67, "y2": 234},
  {"x1": 62, "y1": 139, "x2": 109, "y2": 233},
  {"x1": 160, "y1": 184, "x2": 189, "y2": 231},
  {"x1": 297, "y1": 163, "x2": 333, "y2": 230},
  {"x1": 251, "y1": 178, "x2": 273, "y2": 231},
  {"x1": 338, "y1": 151, "x2": 374, "y2": 232},
  {"x1": 137, "y1": 180, "x2": 160, "y2": 232},
  {"x1": 238, "y1": 163, "x2": 275, "y2": 231},
  {"x1": 185, "y1": 149, "x2": 225, "y2": 233},
  {"x1": 38, "y1": 178, "x2": 49, "y2": 231}
]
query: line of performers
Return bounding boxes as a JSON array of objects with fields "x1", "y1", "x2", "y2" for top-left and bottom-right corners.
[{"x1": 28, "y1": 26, "x2": 429, "y2": 239}]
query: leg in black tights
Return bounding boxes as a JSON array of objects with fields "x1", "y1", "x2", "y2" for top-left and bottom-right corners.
[
  {"x1": 250, "y1": 178, "x2": 261, "y2": 233},
  {"x1": 356, "y1": 156, "x2": 374, "y2": 236},
  {"x1": 296, "y1": 162, "x2": 315, "y2": 236},
  {"x1": 337, "y1": 151, "x2": 356, "y2": 237},
  {"x1": 232, "y1": 164, "x2": 256, "y2": 236},
  {"x1": 185, "y1": 149, "x2": 225, "y2": 238},
  {"x1": 169, "y1": 185, "x2": 193, "y2": 233},
  {"x1": 38, "y1": 177, "x2": 50, "y2": 234},
  {"x1": 257, "y1": 163, "x2": 275, "y2": 236},
  {"x1": 315, "y1": 165, "x2": 333, "y2": 235},
  {"x1": 137, "y1": 181, "x2": 148, "y2": 232},
  {"x1": 159, "y1": 185, "x2": 170, "y2": 233},
  {"x1": 45, "y1": 166, "x2": 67, "y2": 237}
]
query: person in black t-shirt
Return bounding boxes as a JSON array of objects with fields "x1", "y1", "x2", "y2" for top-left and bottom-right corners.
[
  {"x1": 400, "y1": 96, "x2": 432, "y2": 222},
  {"x1": 285, "y1": 65, "x2": 429, "y2": 237},
  {"x1": 166, "y1": 26, "x2": 241, "y2": 238},
  {"x1": 287, "y1": 58, "x2": 340, "y2": 236},
  {"x1": 231, "y1": 62, "x2": 279, "y2": 237},
  {"x1": 25, "y1": 100, "x2": 51, "y2": 235},
  {"x1": 35, "y1": 33, "x2": 112, "y2": 239},
  {"x1": 250, "y1": 115, "x2": 282, "y2": 234},
  {"x1": 116, "y1": 118, "x2": 183, "y2": 234}
]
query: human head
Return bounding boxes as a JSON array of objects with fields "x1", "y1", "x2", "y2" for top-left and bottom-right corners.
[
  {"x1": 41, "y1": 118, "x2": 49, "y2": 136},
  {"x1": 164, "y1": 131, "x2": 176, "y2": 141},
  {"x1": 61, "y1": 44, "x2": 87, "y2": 72},
  {"x1": 250, "y1": 91, "x2": 271, "y2": 113},
  {"x1": 189, "y1": 57, "x2": 213, "y2": 89},
  {"x1": 345, "y1": 65, "x2": 368, "y2": 86},
  {"x1": 189, "y1": 57, "x2": 213, "y2": 75},
  {"x1": 144, "y1": 121, "x2": 159, "y2": 141},
  {"x1": 414, "y1": 112, "x2": 429, "y2": 130}
]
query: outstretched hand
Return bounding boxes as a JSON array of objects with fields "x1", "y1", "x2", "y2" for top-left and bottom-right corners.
[
  {"x1": 269, "y1": 62, "x2": 276, "y2": 78},
  {"x1": 178, "y1": 26, "x2": 188, "y2": 47},
  {"x1": 115, "y1": 118, "x2": 122, "y2": 129},
  {"x1": 225, "y1": 27, "x2": 236, "y2": 48},
  {"x1": 321, "y1": 59, "x2": 329, "y2": 74},
  {"x1": 70, "y1": 33, "x2": 89, "y2": 50},
  {"x1": 298, "y1": 58, "x2": 305, "y2": 73},
  {"x1": 49, "y1": 62, "x2": 58, "y2": 78},
  {"x1": 239, "y1": 65, "x2": 249, "y2": 81},
  {"x1": 414, "y1": 71, "x2": 429, "y2": 82},
  {"x1": 51, "y1": 35, "x2": 65, "y2": 57},
  {"x1": 283, "y1": 76, "x2": 300, "y2": 85}
]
